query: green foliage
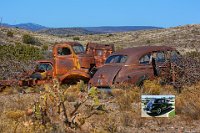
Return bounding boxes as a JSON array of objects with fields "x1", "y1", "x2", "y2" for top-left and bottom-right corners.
[
  {"x1": 42, "y1": 44, "x2": 49, "y2": 51},
  {"x1": 186, "y1": 51, "x2": 200, "y2": 59},
  {"x1": 22, "y1": 34, "x2": 40, "y2": 45},
  {"x1": 146, "y1": 40, "x2": 151, "y2": 44},
  {"x1": 0, "y1": 44, "x2": 44, "y2": 61},
  {"x1": 89, "y1": 87, "x2": 100, "y2": 106},
  {"x1": 7, "y1": 31, "x2": 14, "y2": 37},
  {"x1": 115, "y1": 45, "x2": 123, "y2": 51},
  {"x1": 106, "y1": 33, "x2": 113, "y2": 37},
  {"x1": 73, "y1": 36, "x2": 80, "y2": 41}
]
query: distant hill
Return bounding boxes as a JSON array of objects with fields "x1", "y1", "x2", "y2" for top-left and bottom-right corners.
[
  {"x1": 83, "y1": 26, "x2": 161, "y2": 33},
  {"x1": 1, "y1": 23, "x2": 47, "y2": 31},
  {"x1": 1, "y1": 22, "x2": 162, "y2": 35},
  {"x1": 38, "y1": 28, "x2": 96, "y2": 36},
  {"x1": 38, "y1": 26, "x2": 162, "y2": 36}
]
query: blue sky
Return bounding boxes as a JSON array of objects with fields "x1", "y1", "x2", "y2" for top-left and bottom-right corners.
[{"x1": 0, "y1": 0, "x2": 200, "y2": 28}]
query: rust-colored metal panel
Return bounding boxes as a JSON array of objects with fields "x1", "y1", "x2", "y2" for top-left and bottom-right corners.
[
  {"x1": 89, "y1": 64, "x2": 122, "y2": 87},
  {"x1": 89, "y1": 46, "x2": 178, "y2": 87},
  {"x1": 86, "y1": 42, "x2": 115, "y2": 67}
]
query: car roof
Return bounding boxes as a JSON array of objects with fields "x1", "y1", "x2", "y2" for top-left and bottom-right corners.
[
  {"x1": 86, "y1": 42, "x2": 114, "y2": 50},
  {"x1": 36, "y1": 60, "x2": 54, "y2": 64},
  {"x1": 54, "y1": 42, "x2": 82, "y2": 48},
  {"x1": 111, "y1": 46, "x2": 175, "y2": 65}
]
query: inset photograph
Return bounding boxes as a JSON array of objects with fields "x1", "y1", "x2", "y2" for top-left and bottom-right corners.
[{"x1": 141, "y1": 95, "x2": 175, "y2": 117}]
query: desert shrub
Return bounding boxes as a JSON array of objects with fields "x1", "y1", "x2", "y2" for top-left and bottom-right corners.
[
  {"x1": 0, "y1": 44, "x2": 44, "y2": 79},
  {"x1": 1, "y1": 87, "x2": 14, "y2": 95},
  {"x1": 73, "y1": 36, "x2": 80, "y2": 41},
  {"x1": 115, "y1": 45, "x2": 123, "y2": 51},
  {"x1": 185, "y1": 51, "x2": 200, "y2": 60},
  {"x1": 22, "y1": 34, "x2": 41, "y2": 45},
  {"x1": 7, "y1": 31, "x2": 14, "y2": 37},
  {"x1": 0, "y1": 44, "x2": 43, "y2": 61},
  {"x1": 5, "y1": 110, "x2": 24, "y2": 121},
  {"x1": 106, "y1": 34, "x2": 113, "y2": 37},
  {"x1": 111, "y1": 83, "x2": 140, "y2": 111},
  {"x1": 120, "y1": 112, "x2": 134, "y2": 127},
  {"x1": 176, "y1": 82, "x2": 200, "y2": 120},
  {"x1": 42, "y1": 44, "x2": 49, "y2": 51},
  {"x1": 143, "y1": 80, "x2": 162, "y2": 94},
  {"x1": 146, "y1": 40, "x2": 151, "y2": 44},
  {"x1": 171, "y1": 56, "x2": 200, "y2": 88}
]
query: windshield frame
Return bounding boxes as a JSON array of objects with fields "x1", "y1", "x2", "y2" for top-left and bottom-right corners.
[{"x1": 72, "y1": 45, "x2": 85, "y2": 54}]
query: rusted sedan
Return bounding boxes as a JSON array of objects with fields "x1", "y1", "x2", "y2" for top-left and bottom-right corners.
[{"x1": 88, "y1": 46, "x2": 180, "y2": 88}]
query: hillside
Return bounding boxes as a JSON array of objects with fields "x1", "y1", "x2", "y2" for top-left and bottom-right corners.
[
  {"x1": 38, "y1": 27, "x2": 97, "y2": 36},
  {"x1": 84, "y1": 26, "x2": 161, "y2": 33},
  {"x1": 72, "y1": 24, "x2": 200, "y2": 53},
  {"x1": 1, "y1": 23, "x2": 161, "y2": 35},
  {"x1": 0, "y1": 24, "x2": 200, "y2": 53},
  {"x1": 38, "y1": 26, "x2": 161, "y2": 36}
]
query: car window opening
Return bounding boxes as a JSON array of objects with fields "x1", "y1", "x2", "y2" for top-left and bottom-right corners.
[
  {"x1": 105, "y1": 55, "x2": 128, "y2": 64},
  {"x1": 58, "y1": 47, "x2": 71, "y2": 55},
  {"x1": 73, "y1": 45, "x2": 85, "y2": 54}
]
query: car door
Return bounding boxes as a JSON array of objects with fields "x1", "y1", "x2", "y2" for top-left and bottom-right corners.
[
  {"x1": 54, "y1": 46, "x2": 75, "y2": 76},
  {"x1": 138, "y1": 53, "x2": 154, "y2": 79}
]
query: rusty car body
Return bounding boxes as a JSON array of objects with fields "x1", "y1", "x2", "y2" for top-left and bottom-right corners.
[
  {"x1": 88, "y1": 46, "x2": 180, "y2": 88},
  {"x1": 19, "y1": 42, "x2": 114, "y2": 86}
]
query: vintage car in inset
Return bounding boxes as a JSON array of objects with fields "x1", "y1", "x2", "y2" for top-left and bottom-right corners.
[
  {"x1": 143, "y1": 98, "x2": 173, "y2": 115},
  {"x1": 88, "y1": 46, "x2": 180, "y2": 88}
]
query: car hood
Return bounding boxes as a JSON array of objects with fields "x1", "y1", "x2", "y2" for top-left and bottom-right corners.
[{"x1": 89, "y1": 64, "x2": 122, "y2": 87}]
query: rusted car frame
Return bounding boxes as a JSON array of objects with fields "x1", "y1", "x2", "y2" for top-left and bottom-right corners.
[
  {"x1": 89, "y1": 46, "x2": 180, "y2": 88},
  {"x1": 16, "y1": 42, "x2": 114, "y2": 86}
]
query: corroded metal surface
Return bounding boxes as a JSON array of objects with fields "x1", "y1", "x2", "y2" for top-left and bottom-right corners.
[
  {"x1": 86, "y1": 42, "x2": 115, "y2": 67},
  {"x1": 15, "y1": 42, "x2": 114, "y2": 86},
  {"x1": 89, "y1": 46, "x2": 178, "y2": 87}
]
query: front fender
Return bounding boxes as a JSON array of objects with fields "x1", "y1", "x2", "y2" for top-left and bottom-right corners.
[{"x1": 59, "y1": 70, "x2": 90, "y2": 84}]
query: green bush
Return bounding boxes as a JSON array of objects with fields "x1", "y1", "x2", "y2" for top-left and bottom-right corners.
[
  {"x1": 42, "y1": 44, "x2": 48, "y2": 51},
  {"x1": 0, "y1": 44, "x2": 44, "y2": 61},
  {"x1": 7, "y1": 31, "x2": 14, "y2": 37},
  {"x1": 146, "y1": 40, "x2": 151, "y2": 44},
  {"x1": 22, "y1": 34, "x2": 40, "y2": 45},
  {"x1": 186, "y1": 51, "x2": 200, "y2": 59},
  {"x1": 73, "y1": 37, "x2": 80, "y2": 41}
]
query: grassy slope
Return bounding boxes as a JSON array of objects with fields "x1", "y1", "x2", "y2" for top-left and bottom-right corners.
[{"x1": 1, "y1": 24, "x2": 200, "y2": 53}]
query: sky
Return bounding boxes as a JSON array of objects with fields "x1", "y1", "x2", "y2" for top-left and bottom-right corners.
[{"x1": 0, "y1": 0, "x2": 200, "y2": 28}]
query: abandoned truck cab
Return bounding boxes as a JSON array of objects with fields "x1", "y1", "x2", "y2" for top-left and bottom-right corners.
[
  {"x1": 86, "y1": 42, "x2": 115, "y2": 67},
  {"x1": 89, "y1": 46, "x2": 180, "y2": 88},
  {"x1": 52, "y1": 42, "x2": 96, "y2": 84}
]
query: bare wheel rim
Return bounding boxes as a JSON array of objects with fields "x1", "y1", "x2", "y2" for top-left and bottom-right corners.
[{"x1": 157, "y1": 108, "x2": 161, "y2": 114}]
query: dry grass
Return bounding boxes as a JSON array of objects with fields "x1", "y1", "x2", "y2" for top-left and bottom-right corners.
[
  {"x1": 0, "y1": 80, "x2": 200, "y2": 132},
  {"x1": 176, "y1": 82, "x2": 200, "y2": 120}
]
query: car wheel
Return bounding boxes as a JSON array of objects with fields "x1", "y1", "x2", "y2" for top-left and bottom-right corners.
[{"x1": 156, "y1": 108, "x2": 162, "y2": 115}]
